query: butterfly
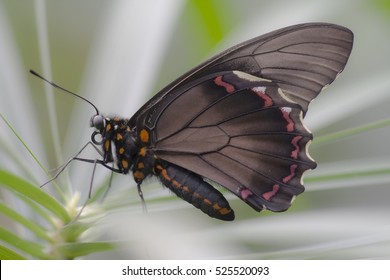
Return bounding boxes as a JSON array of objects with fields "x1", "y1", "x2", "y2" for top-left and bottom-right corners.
[{"x1": 33, "y1": 22, "x2": 353, "y2": 221}]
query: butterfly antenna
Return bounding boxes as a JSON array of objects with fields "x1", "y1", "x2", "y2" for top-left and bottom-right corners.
[{"x1": 29, "y1": 69, "x2": 99, "y2": 115}]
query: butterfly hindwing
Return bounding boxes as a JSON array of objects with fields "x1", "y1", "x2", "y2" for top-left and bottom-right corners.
[{"x1": 137, "y1": 71, "x2": 316, "y2": 212}]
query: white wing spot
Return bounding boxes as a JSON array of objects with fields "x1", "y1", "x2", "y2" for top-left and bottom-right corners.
[
  {"x1": 305, "y1": 139, "x2": 315, "y2": 162},
  {"x1": 278, "y1": 88, "x2": 297, "y2": 104},
  {"x1": 299, "y1": 111, "x2": 312, "y2": 134},
  {"x1": 290, "y1": 195, "x2": 297, "y2": 204},
  {"x1": 233, "y1": 71, "x2": 272, "y2": 82},
  {"x1": 252, "y1": 86, "x2": 267, "y2": 94}
]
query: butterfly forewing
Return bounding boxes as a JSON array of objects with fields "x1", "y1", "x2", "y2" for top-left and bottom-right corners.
[{"x1": 129, "y1": 23, "x2": 353, "y2": 127}]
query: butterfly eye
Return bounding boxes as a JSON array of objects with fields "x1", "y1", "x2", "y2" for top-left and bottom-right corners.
[
  {"x1": 91, "y1": 131, "x2": 103, "y2": 145},
  {"x1": 90, "y1": 115, "x2": 105, "y2": 131}
]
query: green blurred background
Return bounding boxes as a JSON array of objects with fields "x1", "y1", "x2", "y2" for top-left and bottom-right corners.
[{"x1": 1, "y1": 0, "x2": 390, "y2": 259}]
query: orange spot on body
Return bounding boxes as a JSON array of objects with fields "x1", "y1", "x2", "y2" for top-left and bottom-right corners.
[
  {"x1": 213, "y1": 204, "x2": 221, "y2": 210},
  {"x1": 104, "y1": 140, "x2": 110, "y2": 152},
  {"x1": 172, "y1": 179, "x2": 181, "y2": 188},
  {"x1": 194, "y1": 193, "x2": 202, "y2": 199},
  {"x1": 117, "y1": 133, "x2": 123, "y2": 141},
  {"x1": 160, "y1": 168, "x2": 170, "y2": 181},
  {"x1": 137, "y1": 162, "x2": 145, "y2": 169},
  {"x1": 218, "y1": 207, "x2": 232, "y2": 215},
  {"x1": 121, "y1": 159, "x2": 129, "y2": 169},
  {"x1": 139, "y1": 147, "x2": 146, "y2": 157},
  {"x1": 140, "y1": 129, "x2": 149, "y2": 143},
  {"x1": 203, "y1": 198, "x2": 212, "y2": 205},
  {"x1": 212, "y1": 203, "x2": 231, "y2": 215},
  {"x1": 134, "y1": 170, "x2": 145, "y2": 180},
  {"x1": 105, "y1": 123, "x2": 112, "y2": 132},
  {"x1": 119, "y1": 147, "x2": 125, "y2": 154}
]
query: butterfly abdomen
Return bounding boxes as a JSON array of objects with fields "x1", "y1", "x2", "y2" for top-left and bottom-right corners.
[{"x1": 156, "y1": 162, "x2": 235, "y2": 221}]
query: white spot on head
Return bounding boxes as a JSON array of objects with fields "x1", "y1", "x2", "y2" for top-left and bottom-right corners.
[
  {"x1": 233, "y1": 71, "x2": 272, "y2": 82},
  {"x1": 281, "y1": 107, "x2": 292, "y2": 113}
]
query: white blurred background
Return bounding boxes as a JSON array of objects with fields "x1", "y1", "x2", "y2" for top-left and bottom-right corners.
[{"x1": 1, "y1": 0, "x2": 390, "y2": 259}]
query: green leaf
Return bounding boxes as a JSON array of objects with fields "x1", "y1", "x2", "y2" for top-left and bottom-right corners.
[
  {"x1": 192, "y1": 0, "x2": 224, "y2": 42},
  {"x1": 0, "y1": 112, "x2": 47, "y2": 175},
  {"x1": 0, "y1": 227, "x2": 48, "y2": 259},
  {"x1": 375, "y1": 0, "x2": 390, "y2": 16},
  {"x1": 60, "y1": 221, "x2": 95, "y2": 242},
  {"x1": 0, "y1": 112, "x2": 67, "y2": 201},
  {"x1": 58, "y1": 242, "x2": 117, "y2": 259},
  {"x1": 313, "y1": 118, "x2": 390, "y2": 146},
  {"x1": 0, "y1": 244, "x2": 26, "y2": 260},
  {"x1": 306, "y1": 168, "x2": 390, "y2": 183},
  {"x1": 0, "y1": 170, "x2": 71, "y2": 223},
  {"x1": 0, "y1": 202, "x2": 52, "y2": 242},
  {"x1": 14, "y1": 194, "x2": 58, "y2": 227}
]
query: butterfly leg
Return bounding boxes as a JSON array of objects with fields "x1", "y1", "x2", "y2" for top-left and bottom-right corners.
[
  {"x1": 101, "y1": 164, "x2": 115, "y2": 202},
  {"x1": 137, "y1": 183, "x2": 147, "y2": 213},
  {"x1": 40, "y1": 141, "x2": 104, "y2": 188},
  {"x1": 131, "y1": 147, "x2": 157, "y2": 211}
]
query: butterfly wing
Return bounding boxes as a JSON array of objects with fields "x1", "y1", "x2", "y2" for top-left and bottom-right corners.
[
  {"x1": 133, "y1": 23, "x2": 353, "y2": 212},
  {"x1": 130, "y1": 22, "x2": 353, "y2": 129}
]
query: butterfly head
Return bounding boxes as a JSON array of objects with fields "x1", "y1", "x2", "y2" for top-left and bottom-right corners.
[
  {"x1": 90, "y1": 114, "x2": 105, "y2": 134},
  {"x1": 89, "y1": 114, "x2": 105, "y2": 145}
]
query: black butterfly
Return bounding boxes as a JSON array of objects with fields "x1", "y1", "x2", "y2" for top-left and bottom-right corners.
[{"x1": 34, "y1": 23, "x2": 353, "y2": 221}]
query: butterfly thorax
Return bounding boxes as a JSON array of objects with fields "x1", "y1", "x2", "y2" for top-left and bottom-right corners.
[
  {"x1": 90, "y1": 114, "x2": 159, "y2": 185},
  {"x1": 90, "y1": 115, "x2": 138, "y2": 172}
]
